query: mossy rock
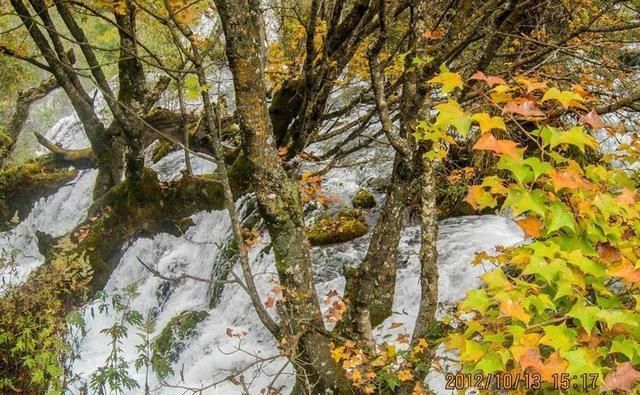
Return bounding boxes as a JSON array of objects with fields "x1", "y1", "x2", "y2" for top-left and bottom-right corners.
[
  {"x1": 307, "y1": 210, "x2": 368, "y2": 246},
  {"x1": 0, "y1": 128, "x2": 13, "y2": 161},
  {"x1": 0, "y1": 156, "x2": 77, "y2": 230},
  {"x1": 351, "y1": 188, "x2": 376, "y2": 209},
  {"x1": 151, "y1": 139, "x2": 176, "y2": 163},
  {"x1": 152, "y1": 310, "x2": 208, "y2": 378}
]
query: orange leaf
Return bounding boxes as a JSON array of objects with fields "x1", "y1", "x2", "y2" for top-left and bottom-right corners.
[
  {"x1": 516, "y1": 216, "x2": 542, "y2": 238},
  {"x1": 608, "y1": 259, "x2": 640, "y2": 283},
  {"x1": 603, "y1": 362, "x2": 640, "y2": 392},
  {"x1": 389, "y1": 322, "x2": 404, "y2": 329},
  {"x1": 502, "y1": 100, "x2": 545, "y2": 118},
  {"x1": 469, "y1": 71, "x2": 505, "y2": 87},
  {"x1": 423, "y1": 30, "x2": 444, "y2": 40},
  {"x1": 579, "y1": 109, "x2": 604, "y2": 130},
  {"x1": 500, "y1": 299, "x2": 530, "y2": 323},
  {"x1": 264, "y1": 294, "x2": 276, "y2": 308},
  {"x1": 616, "y1": 188, "x2": 637, "y2": 205},
  {"x1": 473, "y1": 133, "x2": 520, "y2": 159},
  {"x1": 549, "y1": 168, "x2": 594, "y2": 191},
  {"x1": 540, "y1": 352, "x2": 569, "y2": 383}
]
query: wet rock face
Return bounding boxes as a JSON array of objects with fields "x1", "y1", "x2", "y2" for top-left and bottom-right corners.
[
  {"x1": 351, "y1": 188, "x2": 376, "y2": 209},
  {"x1": 306, "y1": 210, "x2": 369, "y2": 246},
  {"x1": 151, "y1": 310, "x2": 208, "y2": 378}
]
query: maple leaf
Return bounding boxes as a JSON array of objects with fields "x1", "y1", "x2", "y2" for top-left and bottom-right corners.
[
  {"x1": 389, "y1": 322, "x2": 404, "y2": 329},
  {"x1": 502, "y1": 100, "x2": 545, "y2": 118},
  {"x1": 549, "y1": 168, "x2": 594, "y2": 191},
  {"x1": 516, "y1": 216, "x2": 542, "y2": 238},
  {"x1": 500, "y1": 298, "x2": 531, "y2": 323},
  {"x1": 471, "y1": 113, "x2": 506, "y2": 133},
  {"x1": 602, "y1": 362, "x2": 640, "y2": 392},
  {"x1": 397, "y1": 369, "x2": 414, "y2": 382},
  {"x1": 469, "y1": 71, "x2": 505, "y2": 87},
  {"x1": 616, "y1": 188, "x2": 637, "y2": 205},
  {"x1": 423, "y1": 30, "x2": 444, "y2": 40},
  {"x1": 473, "y1": 133, "x2": 520, "y2": 159},
  {"x1": 490, "y1": 84, "x2": 513, "y2": 103},
  {"x1": 597, "y1": 242, "x2": 622, "y2": 264},
  {"x1": 264, "y1": 294, "x2": 276, "y2": 308},
  {"x1": 579, "y1": 109, "x2": 604, "y2": 130},
  {"x1": 412, "y1": 382, "x2": 427, "y2": 395},
  {"x1": 428, "y1": 65, "x2": 463, "y2": 93},
  {"x1": 608, "y1": 259, "x2": 640, "y2": 283},
  {"x1": 542, "y1": 87, "x2": 586, "y2": 108},
  {"x1": 465, "y1": 185, "x2": 497, "y2": 210},
  {"x1": 514, "y1": 76, "x2": 548, "y2": 93},
  {"x1": 331, "y1": 346, "x2": 346, "y2": 362}
]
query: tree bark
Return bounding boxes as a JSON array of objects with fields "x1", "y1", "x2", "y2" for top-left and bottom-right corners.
[{"x1": 212, "y1": 1, "x2": 352, "y2": 393}]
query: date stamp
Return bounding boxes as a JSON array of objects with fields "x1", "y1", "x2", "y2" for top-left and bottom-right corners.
[{"x1": 445, "y1": 372, "x2": 600, "y2": 391}]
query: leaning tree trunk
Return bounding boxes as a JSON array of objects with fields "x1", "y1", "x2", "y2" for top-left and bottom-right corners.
[{"x1": 212, "y1": 0, "x2": 351, "y2": 393}]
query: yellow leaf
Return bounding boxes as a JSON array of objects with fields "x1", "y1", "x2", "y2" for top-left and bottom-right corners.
[
  {"x1": 331, "y1": 346, "x2": 346, "y2": 362},
  {"x1": 397, "y1": 369, "x2": 414, "y2": 382},
  {"x1": 428, "y1": 65, "x2": 463, "y2": 93},
  {"x1": 541, "y1": 87, "x2": 586, "y2": 108},
  {"x1": 471, "y1": 113, "x2": 506, "y2": 133},
  {"x1": 490, "y1": 84, "x2": 513, "y2": 103},
  {"x1": 515, "y1": 76, "x2": 548, "y2": 93}
]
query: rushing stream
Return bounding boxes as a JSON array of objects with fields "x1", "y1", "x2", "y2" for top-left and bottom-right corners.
[{"x1": 5, "y1": 50, "x2": 524, "y2": 395}]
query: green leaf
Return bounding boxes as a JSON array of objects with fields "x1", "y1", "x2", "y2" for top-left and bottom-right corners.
[
  {"x1": 550, "y1": 126, "x2": 597, "y2": 152},
  {"x1": 524, "y1": 256, "x2": 567, "y2": 283},
  {"x1": 611, "y1": 337, "x2": 640, "y2": 362},
  {"x1": 503, "y1": 188, "x2": 547, "y2": 217},
  {"x1": 475, "y1": 351, "x2": 505, "y2": 374},
  {"x1": 523, "y1": 157, "x2": 553, "y2": 181},
  {"x1": 482, "y1": 269, "x2": 511, "y2": 291},
  {"x1": 546, "y1": 201, "x2": 576, "y2": 234},
  {"x1": 561, "y1": 348, "x2": 602, "y2": 379},
  {"x1": 596, "y1": 310, "x2": 639, "y2": 329},
  {"x1": 434, "y1": 99, "x2": 472, "y2": 135},
  {"x1": 461, "y1": 289, "x2": 492, "y2": 314},
  {"x1": 540, "y1": 323, "x2": 577, "y2": 352},
  {"x1": 497, "y1": 155, "x2": 533, "y2": 184}
]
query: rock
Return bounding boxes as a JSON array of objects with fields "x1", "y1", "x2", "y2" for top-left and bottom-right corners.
[
  {"x1": 351, "y1": 188, "x2": 376, "y2": 209},
  {"x1": 307, "y1": 210, "x2": 368, "y2": 246},
  {"x1": 151, "y1": 139, "x2": 176, "y2": 163},
  {"x1": 152, "y1": 310, "x2": 208, "y2": 378}
]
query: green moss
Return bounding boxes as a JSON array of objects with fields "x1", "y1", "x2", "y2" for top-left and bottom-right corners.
[
  {"x1": 351, "y1": 188, "x2": 376, "y2": 209},
  {"x1": 307, "y1": 210, "x2": 369, "y2": 246},
  {"x1": 151, "y1": 139, "x2": 176, "y2": 163},
  {"x1": 0, "y1": 157, "x2": 77, "y2": 229},
  {"x1": 0, "y1": 128, "x2": 12, "y2": 160},
  {"x1": 227, "y1": 153, "x2": 251, "y2": 196},
  {"x1": 152, "y1": 310, "x2": 208, "y2": 378}
]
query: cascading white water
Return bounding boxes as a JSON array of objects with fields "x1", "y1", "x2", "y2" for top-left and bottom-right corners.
[
  {"x1": 0, "y1": 169, "x2": 96, "y2": 290},
  {"x1": 6, "y1": 97, "x2": 525, "y2": 394}
]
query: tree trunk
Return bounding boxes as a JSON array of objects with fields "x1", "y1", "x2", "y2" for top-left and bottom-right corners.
[{"x1": 212, "y1": 0, "x2": 351, "y2": 392}]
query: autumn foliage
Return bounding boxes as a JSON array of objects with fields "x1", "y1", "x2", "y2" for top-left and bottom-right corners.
[{"x1": 415, "y1": 69, "x2": 640, "y2": 392}]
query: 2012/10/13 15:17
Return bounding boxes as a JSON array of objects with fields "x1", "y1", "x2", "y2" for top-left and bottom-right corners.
[{"x1": 444, "y1": 372, "x2": 600, "y2": 391}]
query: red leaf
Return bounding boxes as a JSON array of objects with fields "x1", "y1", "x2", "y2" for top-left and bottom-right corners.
[
  {"x1": 580, "y1": 109, "x2": 605, "y2": 130},
  {"x1": 470, "y1": 71, "x2": 505, "y2": 87},
  {"x1": 603, "y1": 362, "x2": 640, "y2": 392},
  {"x1": 502, "y1": 101, "x2": 545, "y2": 118}
]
